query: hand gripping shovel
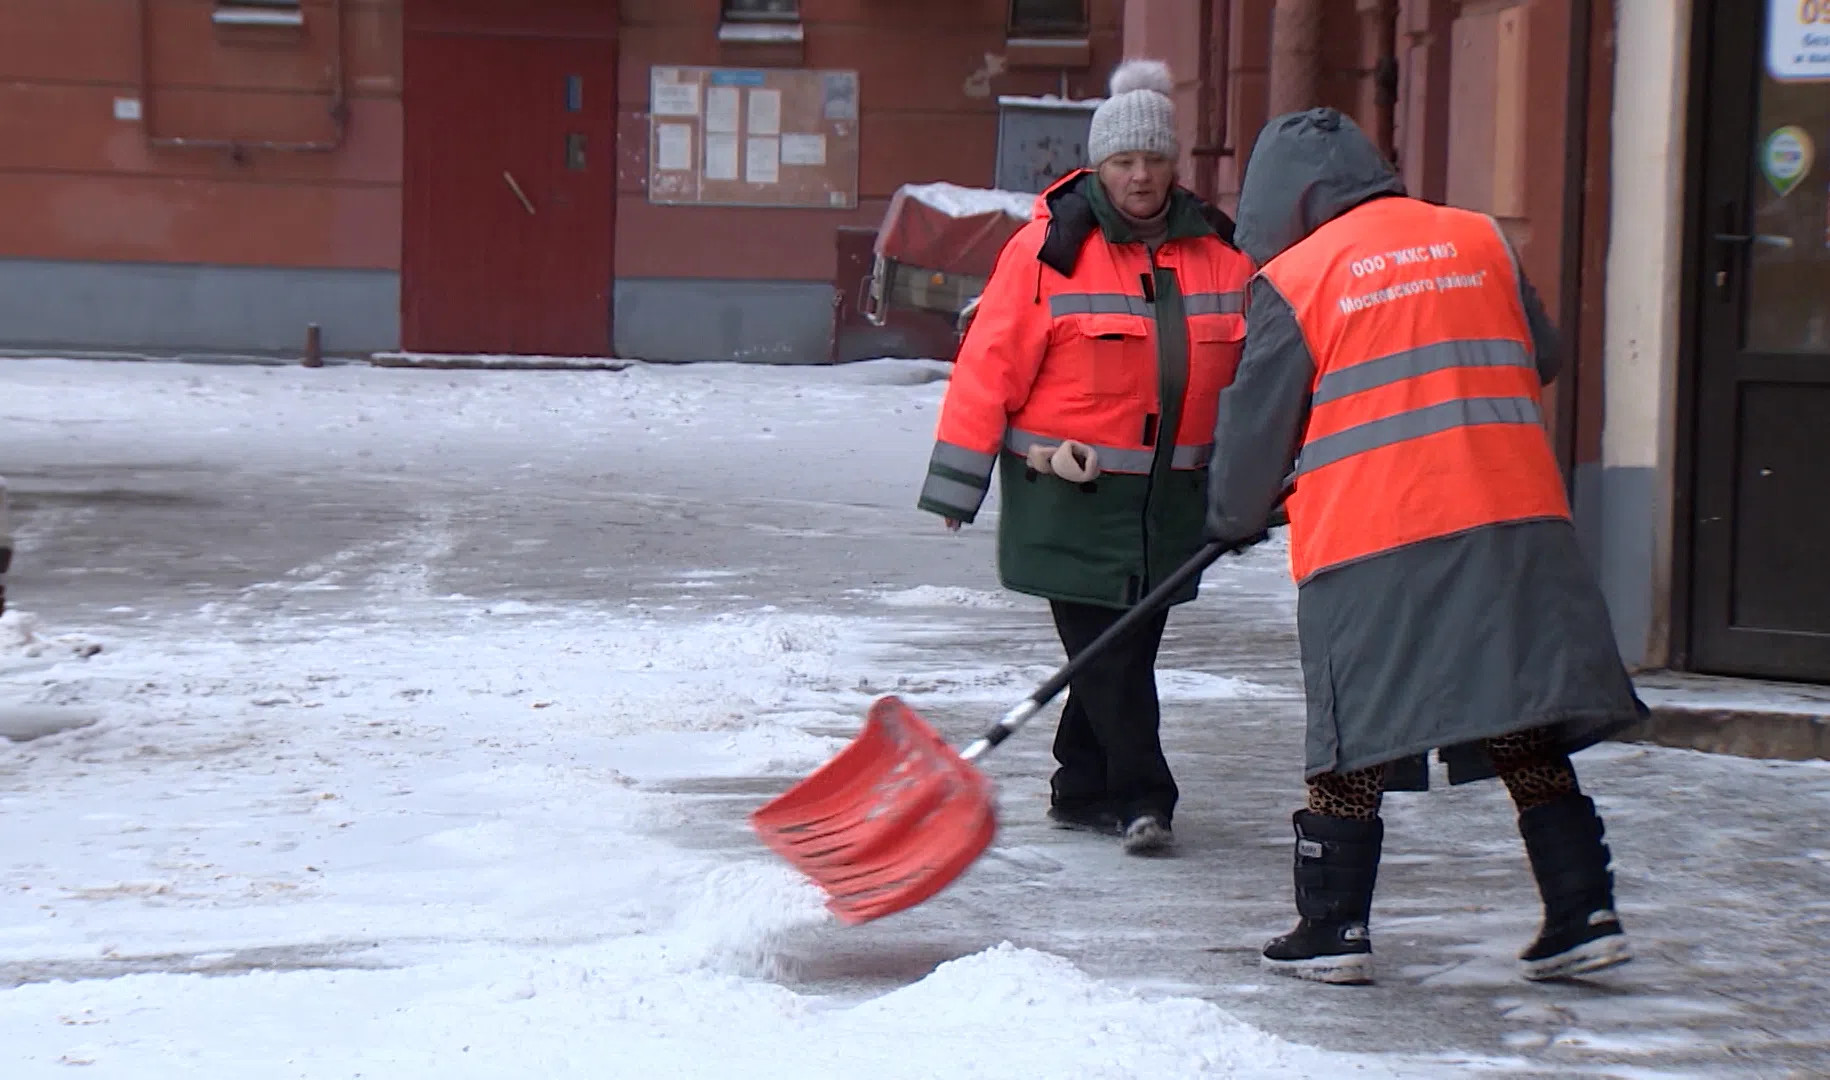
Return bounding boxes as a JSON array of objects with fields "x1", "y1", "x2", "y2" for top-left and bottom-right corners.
[{"x1": 750, "y1": 538, "x2": 1242, "y2": 924}]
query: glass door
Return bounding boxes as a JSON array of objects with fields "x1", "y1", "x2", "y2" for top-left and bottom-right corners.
[{"x1": 1688, "y1": 0, "x2": 1830, "y2": 681}]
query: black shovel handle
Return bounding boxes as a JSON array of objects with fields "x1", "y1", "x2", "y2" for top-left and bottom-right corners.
[{"x1": 957, "y1": 535, "x2": 1256, "y2": 763}]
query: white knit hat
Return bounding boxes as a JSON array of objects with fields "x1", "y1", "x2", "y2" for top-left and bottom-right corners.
[{"x1": 1088, "y1": 59, "x2": 1179, "y2": 166}]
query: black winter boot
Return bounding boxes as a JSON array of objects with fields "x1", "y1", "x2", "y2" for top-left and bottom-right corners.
[
  {"x1": 1517, "y1": 793, "x2": 1631, "y2": 981},
  {"x1": 1261, "y1": 811, "x2": 1383, "y2": 985}
]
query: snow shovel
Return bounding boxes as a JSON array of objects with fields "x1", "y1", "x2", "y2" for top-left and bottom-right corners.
[{"x1": 751, "y1": 537, "x2": 1244, "y2": 925}]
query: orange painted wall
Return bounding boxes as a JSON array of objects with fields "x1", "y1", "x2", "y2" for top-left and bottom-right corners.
[
  {"x1": 615, "y1": 0, "x2": 1126, "y2": 283},
  {"x1": 0, "y1": 0, "x2": 403, "y2": 270}
]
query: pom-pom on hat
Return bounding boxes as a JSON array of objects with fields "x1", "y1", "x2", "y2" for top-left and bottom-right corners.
[{"x1": 1088, "y1": 59, "x2": 1179, "y2": 166}]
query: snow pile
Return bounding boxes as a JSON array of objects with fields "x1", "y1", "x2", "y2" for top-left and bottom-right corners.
[
  {"x1": 833, "y1": 943, "x2": 1405, "y2": 1079},
  {"x1": 998, "y1": 94, "x2": 1104, "y2": 111},
  {"x1": 899, "y1": 181, "x2": 1037, "y2": 221},
  {"x1": 0, "y1": 609, "x2": 102, "y2": 660}
]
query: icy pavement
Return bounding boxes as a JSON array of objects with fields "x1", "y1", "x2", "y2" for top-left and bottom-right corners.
[{"x1": 0, "y1": 357, "x2": 1825, "y2": 1078}]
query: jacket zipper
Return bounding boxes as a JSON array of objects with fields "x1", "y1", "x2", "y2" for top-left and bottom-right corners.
[{"x1": 1138, "y1": 250, "x2": 1175, "y2": 599}]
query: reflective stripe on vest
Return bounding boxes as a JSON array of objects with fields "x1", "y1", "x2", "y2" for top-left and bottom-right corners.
[
  {"x1": 1048, "y1": 291, "x2": 1244, "y2": 318},
  {"x1": 1262, "y1": 199, "x2": 1569, "y2": 583},
  {"x1": 1006, "y1": 428, "x2": 1211, "y2": 474},
  {"x1": 1294, "y1": 338, "x2": 1541, "y2": 476}
]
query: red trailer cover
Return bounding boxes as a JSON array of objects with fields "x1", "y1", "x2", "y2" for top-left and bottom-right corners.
[{"x1": 873, "y1": 182, "x2": 1038, "y2": 279}]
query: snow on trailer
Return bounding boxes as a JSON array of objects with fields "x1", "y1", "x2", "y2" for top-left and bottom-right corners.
[{"x1": 861, "y1": 181, "x2": 1038, "y2": 340}]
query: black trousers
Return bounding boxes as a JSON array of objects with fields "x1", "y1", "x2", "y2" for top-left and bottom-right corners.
[{"x1": 1047, "y1": 599, "x2": 1178, "y2": 824}]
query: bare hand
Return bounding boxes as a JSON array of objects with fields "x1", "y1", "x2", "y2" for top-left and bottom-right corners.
[{"x1": 944, "y1": 518, "x2": 962, "y2": 532}]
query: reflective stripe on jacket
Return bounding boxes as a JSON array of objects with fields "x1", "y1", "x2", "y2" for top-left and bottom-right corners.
[
  {"x1": 1260, "y1": 196, "x2": 1571, "y2": 583},
  {"x1": 918, "y1": 173, "x2": 1253, "y2": 522}
]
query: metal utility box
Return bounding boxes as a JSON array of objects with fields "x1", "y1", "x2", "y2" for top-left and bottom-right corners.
[{"x1": 993, "y1": 95, "x2": 1102, "y2": 194}]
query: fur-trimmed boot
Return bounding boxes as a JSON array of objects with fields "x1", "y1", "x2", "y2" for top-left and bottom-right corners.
[
  {"x1": 1517, "y1": 792, "x2": 1632, "y2": 981},
  {"x1": 1261, "y1": 811, "x2": 1382, "y2": 985}
]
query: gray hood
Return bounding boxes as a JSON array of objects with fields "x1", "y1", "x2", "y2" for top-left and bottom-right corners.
[{"x1": 1233, "y1": 108, "x2": 1406, "y2": 266}]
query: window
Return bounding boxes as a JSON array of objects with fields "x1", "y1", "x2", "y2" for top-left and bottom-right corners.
[
  {"x1": 1008, "y1": 0, "x2": 1087, "y2": 37},
  {"x1": 723, "y1": 0, "x2": 798, "y2": 21},
  {"x1": 213, "y1": 0, "x2": 303, "y2": 27}
]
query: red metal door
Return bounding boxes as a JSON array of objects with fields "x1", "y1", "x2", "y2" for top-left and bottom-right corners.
[{"x1": 402, "y1": 34, "x2": 616, "y2": 356}]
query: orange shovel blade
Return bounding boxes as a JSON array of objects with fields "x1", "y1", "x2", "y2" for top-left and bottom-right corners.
[{"x1": 750, "y1": 695, "x2": 997, "y2": 924}]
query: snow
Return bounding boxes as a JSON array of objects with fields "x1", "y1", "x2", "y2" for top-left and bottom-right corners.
[
  {"x1": 872, "y1": 584, "x2": 1019, "y2": 609},
  {"x1": 0, "y1": 594, "x2": 1366, "y2": 1078},
  {"x1": 998, "y1": 94, "x2": 1105, "y2": 111},
  {"x1": 0, "y1": 610, "x2": 102, "y2": 662},
  {"x1": 4, "y1": 355, "x2": 1824, "y2": 1077},
  {"x1": 897, "y1": 181, "x2": 1037, "y2": 221},
  {"x1": 0, "y1": 356, "x2": 1426, "y2": 1079}
]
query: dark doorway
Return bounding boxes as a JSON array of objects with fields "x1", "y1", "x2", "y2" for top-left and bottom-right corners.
[{"x1": 1686, "y1": 0, "x2": 1830, "y2": 682}]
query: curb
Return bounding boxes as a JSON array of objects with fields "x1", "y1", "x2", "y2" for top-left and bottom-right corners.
[
  {"x1": 368, "y1": 354, "x2": 632, "y2": 372},
  {"x1": 1621, "y1": 706, "x2": 1829, "y2": 761}
]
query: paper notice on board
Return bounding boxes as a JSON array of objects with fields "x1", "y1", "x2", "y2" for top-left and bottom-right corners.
[
  {"x1": 705, "y1": 133, "x2": 739, "y2": 181},
  {"x1": 652, "y1": 80, "x2": 700, "y2": 117},
  {"x1": 705, "y1": 86, "x2": 741, "y2": 134},
  {"x1": 780, "y1": 133, "x2": 826, "y2": 166},
  {"x1": 746, "y1": 88, "x2": 782, "y2": 136},
  {"x1": 745, "y1": 135, "x2": 780, "y2": 184},
  {"x1": 656, "y1": 123, "x2": 693, "y2": 172}
]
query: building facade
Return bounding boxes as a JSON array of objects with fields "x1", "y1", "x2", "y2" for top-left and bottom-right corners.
[
  {"x1": 1130, "y1": 0, "x2": 1827, "y2": 685},
  {"x1": 2, "y1": 0, "x2": 1825, "y2": 686},
  {"x1": 0, "y1": 0, "x2": 1120, "y2": 361}
]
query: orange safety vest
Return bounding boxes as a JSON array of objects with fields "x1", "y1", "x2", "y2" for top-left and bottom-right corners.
[
  {"x1": 920, "y1": 176, "x2": 1254, "y2": 521},
  {"x1": 1260, "y1": 196, "x2": 1570, "y2": 583}
]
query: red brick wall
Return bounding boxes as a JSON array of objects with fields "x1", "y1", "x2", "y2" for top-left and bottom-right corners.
[
  {"x1": 0, "y1": 0, "x2": 403, "y2": 270},
  {"x1": 615, "y1": 0, "x2": 1126, "y2": 283},
  {"x1": 0, "y1": 1, "x2": 1128, "y2": 285}
]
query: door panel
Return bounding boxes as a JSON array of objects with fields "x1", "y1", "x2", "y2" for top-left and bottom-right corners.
[
  {"x1": 1688, "y1": 1, "x2": 1830, "y2": 681},
  {"x1": 402, "y1": 34, "x2": 616, "y2": 356}
]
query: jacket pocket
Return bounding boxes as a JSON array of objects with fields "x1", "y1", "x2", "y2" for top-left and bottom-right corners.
[
  {"x1": 1055, "y1": 312, "x2": 1152, "y2": 399},
  {"x1": 1187, "y1": 314, "x2": 1246, "y2": 404}
]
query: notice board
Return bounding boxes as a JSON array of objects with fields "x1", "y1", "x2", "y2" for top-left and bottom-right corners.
[{"x1": 647, "y1": 66, "x2": 861, "y2": 209}]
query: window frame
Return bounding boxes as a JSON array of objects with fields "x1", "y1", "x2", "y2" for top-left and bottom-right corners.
[
  {"x1": 1007, "y1": 0, "x2": 1089, "y2": 38},
  {"x1": 721, "y1": 0, "x2": 801, "y2": 23},
  {"x1": 213, "y1": 0, "x2": 304, "y2": 27}
]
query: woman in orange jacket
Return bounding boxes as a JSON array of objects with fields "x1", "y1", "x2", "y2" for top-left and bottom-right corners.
[{"x1": 917, "y1": 60, "x2": 1256, "y2": 854}]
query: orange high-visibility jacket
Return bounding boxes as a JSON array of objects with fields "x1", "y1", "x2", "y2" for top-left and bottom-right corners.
[
  {"x1": 918, "y1": 176, "x2": 1256, "y2": 525},
  {"x1": 1261, "y1": 196, "x2": 1571, "y2": 583}
]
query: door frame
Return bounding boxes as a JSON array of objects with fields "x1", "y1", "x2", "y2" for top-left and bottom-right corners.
[
  {"x1": 1674, "y1": 0, "x2": 1830, "y2": 681},
  {"x1": 1669, "y1": 0, "x2": 1718, "y2": 673}
]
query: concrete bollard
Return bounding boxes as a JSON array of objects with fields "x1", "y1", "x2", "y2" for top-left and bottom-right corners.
[{"x1": 304, "y1": 323, "x2": 324, "y2": 368}]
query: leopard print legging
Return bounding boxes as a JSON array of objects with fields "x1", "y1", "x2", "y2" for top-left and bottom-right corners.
[{"x1": 1306, "y1": 727, "x2": 1577, "y2": 821}]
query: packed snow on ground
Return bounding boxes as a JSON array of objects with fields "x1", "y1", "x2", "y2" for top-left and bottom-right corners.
[
  {"x1": 0, "y1": 358, "x2": 1430, "y2": 1079},
  {"x1": 0, "y1": 603, "x2": 1383, "y2": 1078},
  {"x1": 871, "y1": 584, "x2": 1021, "y2": 609}
]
